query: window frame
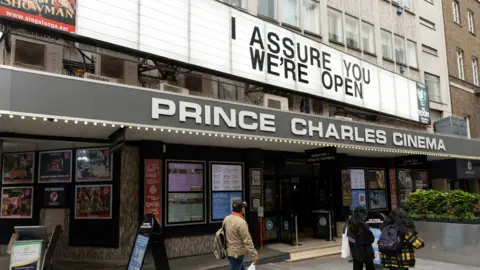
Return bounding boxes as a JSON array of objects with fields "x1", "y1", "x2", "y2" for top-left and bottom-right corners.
[
  {"x1": 345, "y1": 14, "x2": 360, "y2": 49},
  {"x1": 424, "y1": 72, "x2": 441, "y2": 103},
  {"x1": 468, "y1": 10, "x2": 475, "y2": 33},
  {"x1": 381, "y1": 29, "x2": 393, "y2": 60},
  {"x1": 394, "y1": 35, "x2": 406, "y2": 65},
  {"x1": 473, "y1": 56, "x2": 479, "y2": 86},
  {"x1": 280, "y1": 0, "x2": 300, "y2": 27},
  {"x1": 222, "y1": 0, "x2": 247, "y2": 9},
  {"x1": 302, "y1": 0, "x2": 320, "y2": 35},
  {"x1": 327, "y1": 8, "x2": 344, "y2": 44},
  {"x1": 258, "y1": 0, "x2": 278, "y2": 20},
  {"x1": 14, "y1": 39, "x2": 46, "y2": 68},
  {"x1": 457, "y1": 49, "x2": 465, "y2": 80},
  {"x1": 453, "y1": 0, "x2": 461, "y2": 24},
  {"x1": 403, "y1": 0, "x2": 413, "y2": 11},
  {"x1": 406, "y1": 40, "x2": 418, "y2": 68},
  {"x1": 361, "y1": 21, "x2": 375, "y2": 54}
]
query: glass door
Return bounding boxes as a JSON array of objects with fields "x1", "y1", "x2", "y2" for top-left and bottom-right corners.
[
  {"x1": 263, "y1": 178, "x2": 279, "y2": 243},
  {"x1": 280, "y1": 178, "x2": 296, "y2": 245}
]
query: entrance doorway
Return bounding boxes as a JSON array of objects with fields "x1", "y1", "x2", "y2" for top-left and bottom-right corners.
[{"x1": 262, "y1": 175, "x2": 314, "y2": 245}]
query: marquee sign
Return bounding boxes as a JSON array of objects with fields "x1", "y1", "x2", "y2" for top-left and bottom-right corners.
[{"x1": 69, "y1": 0, "x2": 430, "y2": 124}]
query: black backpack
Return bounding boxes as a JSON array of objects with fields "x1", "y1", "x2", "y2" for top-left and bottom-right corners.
[{"x1": 378, "y1": 225, "x2": 403, "y2": 256}]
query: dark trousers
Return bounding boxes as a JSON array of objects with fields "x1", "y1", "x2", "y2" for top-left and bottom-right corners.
[
  {"x1": 228, "y1": 255, "x2": 245, "y2": 270},
  {"x1": 390, "y1": 268, "x2": 408, "y2": 270},
  {"x1": 353, "y1": 260, "x2": 375, "y2": 270}
]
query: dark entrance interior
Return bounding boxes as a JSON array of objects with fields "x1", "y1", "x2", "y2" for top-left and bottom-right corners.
[{"x1": 262, "y1": 153, "x2": 332, "y2": 245}]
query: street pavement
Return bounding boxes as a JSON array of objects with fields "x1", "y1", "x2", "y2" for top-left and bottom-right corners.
[{"x1": 256, "y1": 256, "x2": 480, "y2": 270}]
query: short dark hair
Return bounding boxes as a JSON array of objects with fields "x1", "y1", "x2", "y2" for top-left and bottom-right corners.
[{"x1": 232, "y1": 200, "x2": 246, "y2": 213}]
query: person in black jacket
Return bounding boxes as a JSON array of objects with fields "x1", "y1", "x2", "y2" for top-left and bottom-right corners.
[{"x1": 347, "y1": 206, "x2": 375, "y2": 270}]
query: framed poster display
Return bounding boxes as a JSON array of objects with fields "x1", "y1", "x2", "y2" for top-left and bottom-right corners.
[
  {"x1": 210, "y1": 162, "x2": 244, "y2": 222},
  {"x1": 144, "y1": 160, "x2": 162, "y2": 222},
  {"x1": 249, "y1": 168, "x2": 262, "y2": 211},
  {"x1": 341, "y1": 170, "x2": 352, "y2": 206},
  {"x1": 75, "y1": 148, "x2": 113, "y2": 182},
  {"x1": 351, "y1": 190, "x2": 366, "y2": 210},
  {"x1": 369, "y1": 190, "x2": 387, "y2": 210},
  {"x1": 74, "y1": 184, "x2": 112, "y2": 219},
  {"x1": 367, "y1": 169, "x2": 386, "y2": 189},
  {"x1": 1, "y1": 186, "x2": 34, "y2": 219},
  {"x1": 38, "y1": 150, "x2": 73, "y2": 183},
  {"x1": 165, "y1": 160, "x2": 206, "y2": 226},
  {"x1": 367, "y1": 169, "x2": 387, "y2": 211},
  {"x1": 2, "y1": 152, "x2": 35, "y2": 184},
  {"x1": 43, "y1": 187, "x2": 66, "y2": 208},
  {"x1": 350, "y1": 169, "x2": 366, "y2": 189},
  {"x1": 397, "y1": 169, "x2": 413, "y2": 208},
  {"x1": 412, "y1": 170, "x2": 428, "y2": 190}
]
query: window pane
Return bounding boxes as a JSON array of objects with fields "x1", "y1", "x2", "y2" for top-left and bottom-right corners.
[
  {"x1": 468, "y1": 11, "x2": 475, "y2": 33},
  {"x1": 259, "y1": 0, "x2": 277, "y2": 19},
  {"x1": 457, "y1": 51, "x2": 465, "y2": 79},
  {"x1": 362, "y1": 22, "x2": 375, "y2": 53},
  {"x1": 473, "y1": 58, "x2": 479, "y2": 86},
  {"x1": 381, "y1": 30, "x2": 392, "y2": 59},
  {"x1": 328, "y1": 8, "x2": 343, "y2": 43},
  {"x1": 14, "y1": 40, "x2": 45, "y2": 67},
  {"x1": 407, "y1": 41, "x2": 418, "y2": 68},
  {"x1": 345, "y1": 15, "x2": 360, "y2": 48},
  {"x1": 281, "y1": 0, "x2": 299, "y2": 27},
  {"x1": 425, "y1": 73, "x2": 441, "y2": 102},
  {"x1": 303, "y1": 0, "x2": 320, "y2": 34},
  {"x1": 404, "y1": 0, "x2": 413, "y2": 10},
  {"x1": 224, "y1": 0, "x2": 246, "y2": 9},
  {"x1": 394, "y1": 36, "x2": 406, "y2": 64}
]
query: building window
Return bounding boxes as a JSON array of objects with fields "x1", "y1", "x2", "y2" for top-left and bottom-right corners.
[
  {"x1": 281, "y1": 0, "x2": 299, "y2": 27},
  {"x1": 223, "y1": 0, "x2": 246, "y2": 9},
  {"x1": 425, "y1": 72, "x2": 441, "y2": 102},
  {"x1": 468, "y1": 10, "x2": 475, "y2": 33},
  {"x1": 258, "y1": 0, "x2": 277, "y2": 20},
  {"x1": 345, "y1": 15, "x2": 360, "y2": 49},
  {"x1": 421, "y1": 44, "x2": 438, "y2": 56},
  {"x1": 302, "y1": 0, "x2": 320, "y2": 34},
  {"x1": 361, "y1": 21, "x2": 375, "y2": 54},
  {"x1": 392, "y1": 0, "x2": 400, "y2": 5},
  {"x1": 101, "y1": 54, "x2": 125, "y2": 79},
  {"x1": 14, "y1": 39, "x2": 45, "y2": 68},
  {"x1": 419, "y1": 17, "x2": 436, "y2": 29},
  {"x1": 407, "y1": 40, "x2": 418, "y2": 68},
  {"x1": 404, "y1": 0, "x2": 413, "y2": 11},
  {"x1": 381, "y1": 30, "x2": 393, "y2": 59},
  {"x1": 394, "y1": 35, "x2": 406, "y2": 64},
  {"x1": 457, "y1": 50, "x2": 465, "y2": 80},
  {"x1": 453, "y1": 0, "x2": 460, "y2": 24},
  {"x1": 473, "y1": 57, "x2": 479, "y2": 86},
  {"x1": 328, "y1": 8, "x2": 343, "y2": 43}
]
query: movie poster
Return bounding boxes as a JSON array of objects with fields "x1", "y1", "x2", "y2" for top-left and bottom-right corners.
[
  {"x1": 0, "y1": 0, "x2": 76, "y2": 33},
  {"x1": 75, "y1": 185, "x2": 112, "y2": 219},
  {"x1": 144, "y1": 160, "x2": 161, "y2": 222},
  {"x1": 2, "y1": 152, "x2": 35, "y2": 184},
  {"x1": 39, "y1": 150, "x2": 72, "y2": 183},
  {"x1": 76, "y1": 148, "x2": 113, "y2": 182},
  {"x1": 1, "y1": 187, "x2": 33, "y2": 219}
]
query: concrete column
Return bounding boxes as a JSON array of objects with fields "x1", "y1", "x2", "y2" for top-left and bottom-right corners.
[{"x1": 245, "y1": 148, "x2": 263, "y2": 248}]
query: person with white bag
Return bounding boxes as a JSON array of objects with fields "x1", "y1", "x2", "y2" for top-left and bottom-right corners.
[{"x1": 343, "y1": 206, "x2": 375, "y2": 270}]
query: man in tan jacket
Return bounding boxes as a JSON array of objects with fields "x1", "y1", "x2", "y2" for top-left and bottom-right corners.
[{"x1": 223, "y1": 200, "x2": 258, "y2": 270}]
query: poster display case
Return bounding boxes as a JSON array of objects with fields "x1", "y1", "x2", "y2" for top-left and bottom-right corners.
[
  {"x1": 209, "y1": 162, "x2": 244, "y2": 222},
  {"x1": 165, "y1": 160, "x2": 206, "y2": 226}
]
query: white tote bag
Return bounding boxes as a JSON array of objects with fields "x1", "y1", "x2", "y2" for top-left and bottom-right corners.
[
  {"x1": 247, "y1": 263, "x2": 256, "y2": 270},
  {"x1": 341, "y1": 226, "x2": 352, "y2": 259}
]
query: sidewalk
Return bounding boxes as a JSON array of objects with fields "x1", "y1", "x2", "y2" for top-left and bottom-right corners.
[{"x1": 0, "y1": 247, "x2": 290, "y2": 270}]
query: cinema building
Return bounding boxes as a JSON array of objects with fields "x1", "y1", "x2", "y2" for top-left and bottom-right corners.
[{"x1": 0, "y1": 0, "x2": 477, "y2": 262}]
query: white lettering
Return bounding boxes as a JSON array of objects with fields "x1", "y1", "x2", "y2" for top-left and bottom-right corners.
[
  {"x1": 205, "y1": 105, "x2": 212, "y2": 125},
  {"x1": 260, "y1": 113, "x2": 276, "y2": 132},
  {"x1": 406, "y1": 134, "x2": 417, "y2": 148},
  {"x1": 364, "y1": 128, "x2": 376, "y2": 143},
  {"x1": 393, "y1": 132, "x2": 403, "y2": 146},
  {"x1": 417, "y1": 136, "x2": 426, "y2": 149},
  {"x1": 308, "y1": 120, "x2": 323, "y2": 137},
  {"x1": 239, "y1": 111, "x2": 258, "y2": 130},
  {"x1": 354, "y1": 127, "x2": 364, "y2": 142},
  {"x1": 438, "y1": 139, "x2": 446, "y2": 151},
  {"x1": 213, "y1": 107, "x2": 236, "y2": 127},
  {"x1": 340, "y1": 125, "x2": 354, "y2": 141},
  {"x1": 325, "y1": 124, "x2": 340, "y2": 140},
  {"x1": 179, "y1": 101, "x2": 202, "y2": 123},
  {"x1": 376, "y1": 130, "x2": 387, "y2": 144},
  {"x1": 151, "y1": 98, "x2": 175, "y2": 119},
  {"x1": 291, "y1": 118, "x2": 307, "y2": 135}
]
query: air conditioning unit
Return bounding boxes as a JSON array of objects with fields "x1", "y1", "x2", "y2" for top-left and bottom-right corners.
[
  {"x1": 247, "y1": 93, "x2": 289, "y2": 111},
  {"x1": 8, "y1": 35, "x2": 62, "y2": 73},
  {"x1": 159, "y1": 82, "x2": 189, "y2": 95},
  {"x1": 84, "y1": 72, "x2": 123, "y2": 84}
]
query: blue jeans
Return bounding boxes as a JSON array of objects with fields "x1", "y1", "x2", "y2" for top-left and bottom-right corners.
[{"x1": 228, "y1": 255, "x2": 245, "y2": 270}]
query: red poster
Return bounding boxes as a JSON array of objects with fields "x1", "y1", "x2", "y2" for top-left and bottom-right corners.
[
  {"x1": 389, "y1": 169, "x2": 398, "y2": 209},
  {"x1": 145, "y1": 160, "x2": 162, "y2": 222}
]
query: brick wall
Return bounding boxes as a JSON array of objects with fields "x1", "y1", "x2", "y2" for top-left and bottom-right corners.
[{"x1": 450, "y1": 85, "x2": 480, "y2": 139}]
